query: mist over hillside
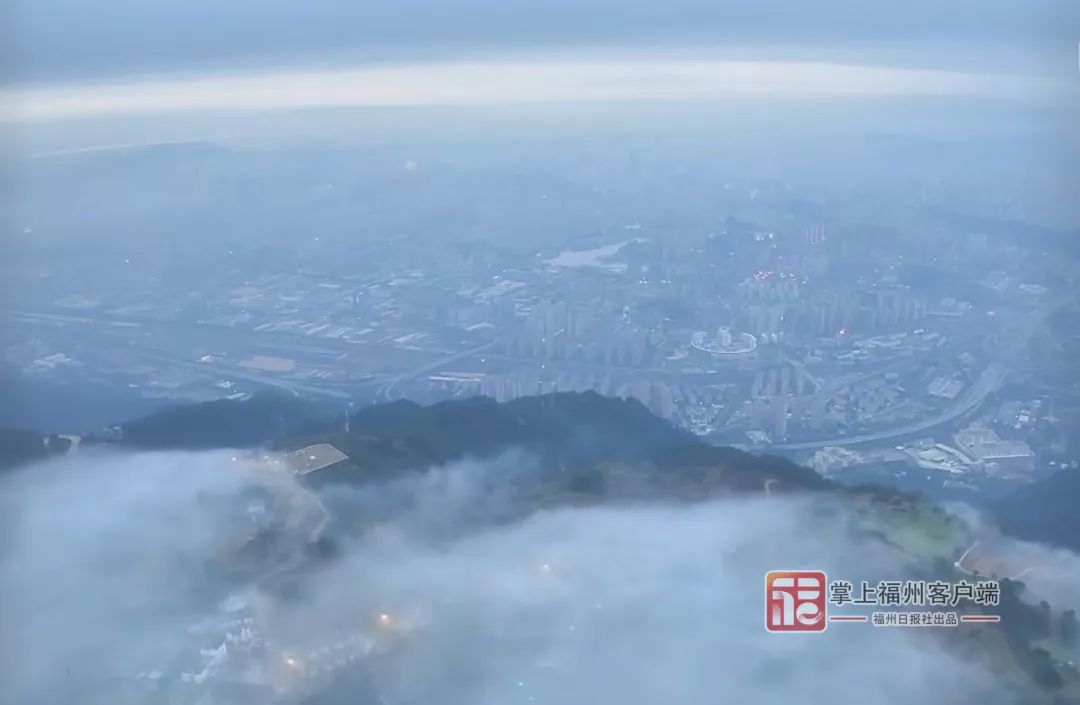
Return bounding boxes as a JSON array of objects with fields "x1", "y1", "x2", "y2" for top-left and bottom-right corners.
[{"x1": 2, "y1": 446, "x2": 1063, "y2": 705}]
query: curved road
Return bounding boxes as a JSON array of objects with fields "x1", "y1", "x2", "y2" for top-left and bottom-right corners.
[
  {"x1": 773, "y1": 363, "x2": 1005, "y2": 451},
  {"x1": 773, "y1": 300, "x2": 1060, "y2": 451},
  {"x1": 377, "y1": 339, "x2": 500, "y2": 401}
]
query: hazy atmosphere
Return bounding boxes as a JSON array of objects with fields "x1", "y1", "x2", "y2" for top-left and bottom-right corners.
[
  {"x1": 2, "y1": 1, "x2": 1079, "y2": 704},
  {"x1": 4, "y1": 0, "x2": 1079, "y2": 82}
]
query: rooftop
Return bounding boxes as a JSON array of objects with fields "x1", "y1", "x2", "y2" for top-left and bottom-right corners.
[
  {"x1": 978, "y1": 441, "x2": 1034, "y2": 460},
  {"x1": 285, "y1": 444, "x2": 350, "y2": 476}
]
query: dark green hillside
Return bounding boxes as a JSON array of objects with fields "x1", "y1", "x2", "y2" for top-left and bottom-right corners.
[
  {"x1": 0, "y1": 428, "x2": 48, "y2": 471},
  {"x1": 305, "y1": 391, "x2": 831, "y2": 492},
  {"x1": 995, "y1": 470, "x2": 1080, "y2": 553},
  {"x1": 111, "y1": 391, "x2": 335, "y2": 450}
]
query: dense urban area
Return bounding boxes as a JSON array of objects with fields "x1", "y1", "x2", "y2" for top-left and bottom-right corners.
[{"x1": 5, "y1": 142, "x2": 1078, "y2": 502}]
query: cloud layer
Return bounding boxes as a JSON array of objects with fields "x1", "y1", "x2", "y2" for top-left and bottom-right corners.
[
  {"x1": 0, "y1": 448, "x2": 1067, "y2": 704},
  {"x1": 2, "y1": 58, "x2": 1060, "y2": 124}
]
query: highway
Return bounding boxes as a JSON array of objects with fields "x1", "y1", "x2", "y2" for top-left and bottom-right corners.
[
  {"x1": 8, "y1": 307, "x2": 495, "y2": 402},
  {"x1": 773, "y1": 299, "x2": 1060, "y2": 451},
  {"x1": 377, "y1": 339, "x2": 501, "y2": 400},
  {"x1": 773, "y1": 363, "x2": 1005, "y2": 451}
]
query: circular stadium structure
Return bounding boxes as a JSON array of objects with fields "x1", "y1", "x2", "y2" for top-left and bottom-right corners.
[{"x1": 690, "y1": 327, "x2": 757, "y2": 356}]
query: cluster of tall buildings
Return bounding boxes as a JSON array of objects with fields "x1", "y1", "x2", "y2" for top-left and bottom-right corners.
[
  {"x1": 738, "y1": 273, "x2": 804, "y2": 303},
  {"x1": 736, "y1": 292, "x2": 928, "y2": 342},
  {"x1": 751, "y1": 365, "x2": 813, "y2": 398},
  {"x1": 751, "y1": 396, "x2": 790, "y2": 442},
  {"x1": 501, "y1": 298, "x2": 661, "y2": 367}
]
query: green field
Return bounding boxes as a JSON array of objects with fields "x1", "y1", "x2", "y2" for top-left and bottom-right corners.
[{"x1": 856, "y1": 504, "x2": 968, "y2": 561}]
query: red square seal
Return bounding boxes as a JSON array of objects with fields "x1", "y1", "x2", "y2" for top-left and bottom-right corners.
[{"x1": 766, "y1": 570, "x2": 828, "y2": 632}]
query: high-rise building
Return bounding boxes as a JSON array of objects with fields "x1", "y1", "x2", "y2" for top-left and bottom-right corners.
[
  {"x1": 805, "y1": 224, "x2": 826, "y2": 246},
  {"x1": 810, "y1": 395, "x2": 827, "y2": 430},
  {"x1": 772, "y1": 396, "x2": 789, "y2": 441}
]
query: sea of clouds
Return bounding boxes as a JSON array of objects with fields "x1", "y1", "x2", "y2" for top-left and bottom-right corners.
[{"x1": 1, "y1": 448, "x2": 1073, "y2": 704}]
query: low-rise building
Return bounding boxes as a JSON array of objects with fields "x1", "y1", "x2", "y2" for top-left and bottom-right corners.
[{"x1": 954, "y1": 427, "x2": 1035, "y2": 477}]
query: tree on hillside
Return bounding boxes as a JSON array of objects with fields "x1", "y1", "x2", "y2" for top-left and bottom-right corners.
[
  {"x1": 1061, "y1": 609, "x2": 1078, "y2": 647},
  {"x1": 1038, "y1": 601, "x2": 1053, "y2": 639},
  {"x1": 1027, "y1": 648, "x2": 1064, "y2": 689}
]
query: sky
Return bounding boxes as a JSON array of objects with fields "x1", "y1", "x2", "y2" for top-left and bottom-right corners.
[
  {"x1": 4, "y1": 0, "x2": 1079, "y2": 84},
  {"x1": 1, "y1": 0, "x2": 1076, "y2": 127}
]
